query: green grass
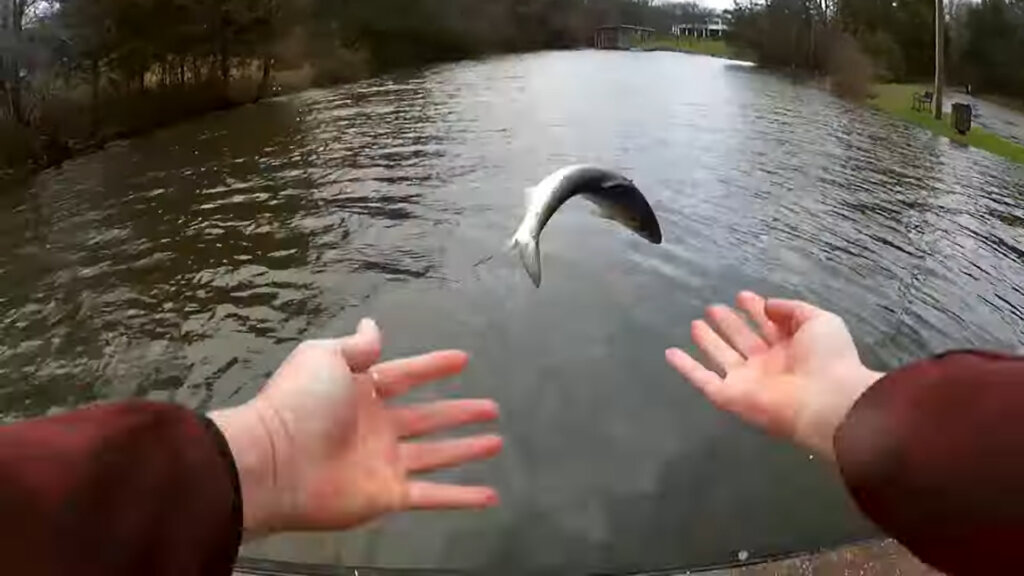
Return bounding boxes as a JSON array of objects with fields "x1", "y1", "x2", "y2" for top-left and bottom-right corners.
[
  {"x1": 639, "y1": 36, "x2": 740, "y2": 60},
  {"x1": 870, "y1": 83, "x2": 1024, "y2": 165}
]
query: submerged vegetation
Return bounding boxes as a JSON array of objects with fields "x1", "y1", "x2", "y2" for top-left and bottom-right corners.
[{"x1": 870, "y1": 84, "x2": 1024, "y2": 164}]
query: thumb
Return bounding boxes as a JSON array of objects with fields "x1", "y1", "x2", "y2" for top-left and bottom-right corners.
[
  {"x1": 765, "y1": 299, "x2": 821, "y2": 335},
  {"x1": 336, "y1": 318, "x2": 382, "y2": 373}
]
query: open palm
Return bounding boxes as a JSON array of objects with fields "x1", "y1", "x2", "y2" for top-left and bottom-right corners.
[
  {"x1": 214, "y1": 319, "x2": 502, "y2": 534},
  {"x1": 667, "y1": 291, "x2": 882, "y2": 459}
]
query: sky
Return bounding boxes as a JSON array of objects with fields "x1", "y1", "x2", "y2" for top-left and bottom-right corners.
[{"x1": 696, "y1": 0, "x2": 734, "y2": 10}]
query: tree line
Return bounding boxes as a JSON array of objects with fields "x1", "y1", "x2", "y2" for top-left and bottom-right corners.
[
  {"x1": 13, "y1": 0, "x2": 1019, "y2": 174},
  {"x1": 0, "y1": 0, "x2": 723, "y2": 172},
  {"x1": 728, "y1": 0, "x2": 1024, "y2": 102}
]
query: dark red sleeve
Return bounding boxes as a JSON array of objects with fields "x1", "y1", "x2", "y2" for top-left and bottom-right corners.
[
  {"x1": 835, "y1": 351, "x2": 1024, "y2": 575},
  {"x1": 0, "y1": 401, "x2": 242, "y2": 576}
]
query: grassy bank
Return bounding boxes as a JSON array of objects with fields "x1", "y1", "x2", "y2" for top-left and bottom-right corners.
[
  {"x1": 870, "y1": 83, "x2": 1024, "y2": 165},
  {"x1": 640, "y1": 36, "x2": 740, "y2": 60},
  {"x1": 2, "y1": 79, "x2": 276, "y2": 179},
  {"x1": 0, "y1": 59, "x2": 362, "y2": 181}
]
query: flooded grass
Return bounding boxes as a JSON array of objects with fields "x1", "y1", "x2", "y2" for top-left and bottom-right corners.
[
  {"x1": 640, "y1": 37, "x2": 740, "y2": 60},
  {"x1": 871, "y1": 83, "x2": 1024, "y2": 165}
]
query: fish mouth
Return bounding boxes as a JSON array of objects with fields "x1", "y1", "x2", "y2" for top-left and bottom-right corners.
[
  {"x1": 631, "y1": 217, "x2": 662, "y2": 245},
  {"x1": 590, "y1": 190, "x2": 663, "y2": 246},
  {"x1": 642, "y1": 226, "x2": 663, "y2": 245}
]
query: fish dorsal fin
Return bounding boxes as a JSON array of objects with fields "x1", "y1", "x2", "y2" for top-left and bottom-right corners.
[{"x1": 601, "y1": 177, "x2": 633, "y2": 190}]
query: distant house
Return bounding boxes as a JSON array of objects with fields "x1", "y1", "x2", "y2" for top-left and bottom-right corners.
[
  {"x1": 672, "y1": 18, "x2": 729, "y2": 39},
  {"x1": 594, "y1": 25, "x2": 655, "y2": 50}
]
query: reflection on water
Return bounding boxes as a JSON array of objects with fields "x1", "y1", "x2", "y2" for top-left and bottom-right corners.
[{"x1": 2, "y1": 50, "x2": 1024, "y2": 574}]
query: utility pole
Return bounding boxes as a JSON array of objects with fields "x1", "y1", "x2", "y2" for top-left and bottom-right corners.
[{"x1": 933, "y1": 0, "x2": 945, "y2": 120}]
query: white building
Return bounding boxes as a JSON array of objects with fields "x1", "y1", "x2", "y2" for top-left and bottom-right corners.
[{"x1": 672, "y1": 18, "x2": 729, "y2": 39}]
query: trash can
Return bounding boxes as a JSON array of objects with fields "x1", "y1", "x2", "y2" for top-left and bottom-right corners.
[{"x1": 951, "y1": 102, "x2": 973, "y2": 135}]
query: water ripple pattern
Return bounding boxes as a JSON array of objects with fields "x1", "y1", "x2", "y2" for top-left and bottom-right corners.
[{"x1": 1, "y1": 51, "x2": 1023, "y2": 574}]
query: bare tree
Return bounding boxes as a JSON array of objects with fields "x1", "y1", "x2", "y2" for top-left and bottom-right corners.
[
  {"x1": 933, "y1": 0, "x2": 944, "y2": 120},
  {"x1": 3, "y1": 0, "x2": 41, "y2": 124}
]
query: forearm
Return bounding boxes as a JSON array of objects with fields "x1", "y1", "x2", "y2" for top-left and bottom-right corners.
[
  {"x1": 0, "y1": 401, "x2": 242, "y2": 576},
  {"x1": 835, "y1": 351, "x2": 1024, "y2": 575}
]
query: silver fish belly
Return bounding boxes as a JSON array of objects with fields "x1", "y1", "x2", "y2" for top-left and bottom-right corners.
[{"x1": 510, "y1": 165, "x2": 663, "y2": 287}]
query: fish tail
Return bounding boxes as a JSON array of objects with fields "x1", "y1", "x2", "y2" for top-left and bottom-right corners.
[{"x1": 511, "y1": 234, "x2": 541, "y2": 287}]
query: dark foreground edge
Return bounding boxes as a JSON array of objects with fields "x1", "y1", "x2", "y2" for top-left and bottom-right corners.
[{"x1": 235, "y1": 538, "x2": 940, "y2": 576}]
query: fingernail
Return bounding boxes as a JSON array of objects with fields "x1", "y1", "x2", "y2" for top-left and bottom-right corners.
[
  {"x1": 358, "y1": 318, "x2": 379, "y2": 333},
  {"x1": 484, "y1": 490, "x2": 501, "y2": 507}
]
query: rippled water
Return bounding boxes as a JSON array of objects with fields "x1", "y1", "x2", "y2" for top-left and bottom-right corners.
[{"x1": 2, "y1": 50, "x2": 1024, "y2": 574}]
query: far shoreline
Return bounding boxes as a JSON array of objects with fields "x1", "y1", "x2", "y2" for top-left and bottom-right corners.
[
  {"x1": 638, "y1": 37, "x2": 747, "y2": 62},
  {"x1": 7, "y1": 46, "x2": 1022, "y2": 186},
  {"x1": 639, "y1": 41, "x2": 1024, "y2": 166}
]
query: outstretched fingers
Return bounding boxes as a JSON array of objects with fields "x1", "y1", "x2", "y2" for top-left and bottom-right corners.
[
  {"x1": 665, "y1": 348, "x2": 736, "y2": 410},
  {"x1": 736, "y1": 291, "x2": 782, "y2": 343},
  {"x1": 391, "y1": 400, "x2": 500, "y2": 439},
  {"x1": 692, "y1": 319, "x2": 744, "y2": 373},
  {"x1": 406, "y1": 481, "x2": 499, "y2": 510},
  {"x1": 368, "y1": 350, "x2": 470, "y2": 399},
  {"x1": 400, "y1": 435, "x2": 504, "y2": 474},
  {"x1": 706, "y1": 304, "x2": 768, "y2": 357}
]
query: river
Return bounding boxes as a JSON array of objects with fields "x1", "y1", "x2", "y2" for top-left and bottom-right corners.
[{"x1": 2, "y1": 50, "x2": 1024, "y2": 575}]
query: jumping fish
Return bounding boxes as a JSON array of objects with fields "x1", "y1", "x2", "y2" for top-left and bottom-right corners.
[{"x1": 510, "y1": 165, "x2": 663, "y2": 287}]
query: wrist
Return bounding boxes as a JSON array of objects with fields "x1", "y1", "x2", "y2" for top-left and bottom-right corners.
[
  {"x1": 807, "y1": 365, "x2": 885, "y2": 461},
  {"x1": 209, "y1": 403, "x2": 279, "y2": 534}
]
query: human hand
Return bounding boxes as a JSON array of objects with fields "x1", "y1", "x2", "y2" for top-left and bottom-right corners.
[
  {"x1": 210, "y1": 319, "x2": 502, "y2": 535},
  {"x1": 666, "y1": 291, "x2": 883, "y2": 460}
]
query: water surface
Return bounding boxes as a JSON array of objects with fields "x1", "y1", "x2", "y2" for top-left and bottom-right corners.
[{"x1": 2, "y1": 50, "x2": 1024, "y2": 574}]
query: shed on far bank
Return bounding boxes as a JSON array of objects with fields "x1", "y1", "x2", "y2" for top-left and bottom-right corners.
[{"x1": 594, "y1": 25, "x2": 655, "y2": 49}]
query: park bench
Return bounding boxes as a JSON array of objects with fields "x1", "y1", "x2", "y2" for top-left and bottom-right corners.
[{"x1": 912, "y1": 90, "x2": 934, "y2": 112}]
